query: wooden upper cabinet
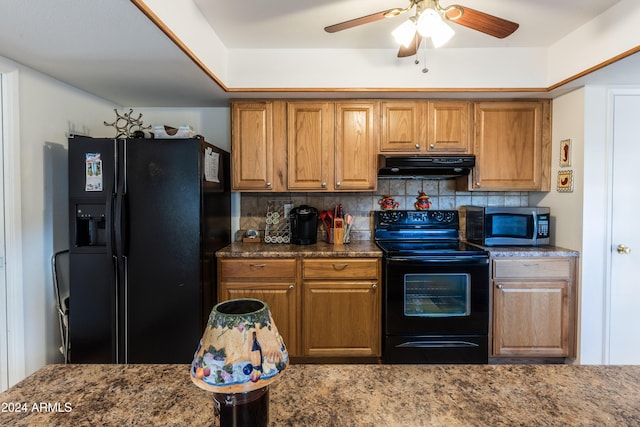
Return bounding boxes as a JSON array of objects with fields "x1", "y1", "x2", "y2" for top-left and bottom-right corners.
[
  {"x1": 231, "y1": 101, "x2": 286, "y2": 191},
  {"x1": 287, "y1": 102, "x2": 335, "y2": 190},
  {"x1": 471, "y1": 101, "x2": 551, "y2": 191},
  {"x1": 285, "y1": 101, "x2": 376, "y2": 192},
  {"x1": 380, "y1": 101, "x2": 427, "y2": 152},
  {"x1": 380, "y1": 101, "x2": 470, "y2": 153},
  {"x1": 428, "y1": 101, "x2": 470, "y2": 152},
  {"x1": 335, "y1": 102, "x2": 378, "y2": 191}
]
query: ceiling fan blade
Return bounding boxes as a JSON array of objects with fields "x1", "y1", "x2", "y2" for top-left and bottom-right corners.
[
  {"x1": 398, "y1": 33, "x2": 421, "y2": 57},
  {"x1": 446, "y1": 6, "x2": 519, "y2": 39},
  {"x1": 324, "y1": 8, "x2": 404, "y2": 33}
]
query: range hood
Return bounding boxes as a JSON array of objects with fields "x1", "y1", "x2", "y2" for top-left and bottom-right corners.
[{"x1": 378, "y1": 154, "x2": 475, "y2": 179}]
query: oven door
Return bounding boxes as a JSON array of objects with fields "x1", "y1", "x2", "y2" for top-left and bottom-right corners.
[{"x1": 384, "y1": 255, "x2": 489, "y2": 336}]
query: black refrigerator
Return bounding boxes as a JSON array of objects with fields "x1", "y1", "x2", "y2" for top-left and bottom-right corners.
[{"x1": 68, "y1": 135, "x2": 231, "y2": 363}]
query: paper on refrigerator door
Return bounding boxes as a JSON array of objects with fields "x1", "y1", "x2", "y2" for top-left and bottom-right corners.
[
  {"x1": 204, "y1": 147, "x2": 220, "y2": 183},
  {"x1": 85, "y1": 153, "x2": 103, "y2": 191}
]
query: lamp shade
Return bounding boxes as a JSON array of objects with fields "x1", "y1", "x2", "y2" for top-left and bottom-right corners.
[
  {"x1": 190, "y1": 298, "x2": 288, "y2": 393},
  {"x1": 392, "y1": 18, "x2": 417, "y2": 48},
  {"x1": 431, "y1": 20, "x2": 454, "y2": 48}
]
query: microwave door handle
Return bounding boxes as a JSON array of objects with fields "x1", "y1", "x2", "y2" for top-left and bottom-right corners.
[{"x1": 532, "y1": 210, "x2": 538, "y2": 245}]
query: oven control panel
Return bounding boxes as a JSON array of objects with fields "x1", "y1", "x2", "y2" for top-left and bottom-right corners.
[{"x1": 375, "y1": 210, "x2": 458, "y2": 227}]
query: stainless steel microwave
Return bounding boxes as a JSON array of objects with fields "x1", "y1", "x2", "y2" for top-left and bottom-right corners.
[{"x1": 465, "y1": 206, "x2": 550, "y2": 246}]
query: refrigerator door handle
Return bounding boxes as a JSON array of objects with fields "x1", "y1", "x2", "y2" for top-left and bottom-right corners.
[
  {"x1": 114, "y1": 190, "x2": 122, "y2": 258},
  {"x1": 121, "y1": 194, "x2": 128, "y2": 257},
  {"x1": 105, "y1": 181, "x2": 116, "y2": 261},
  {"x1": 123, "y1": 256, "x2": 129, "y2": 364}
]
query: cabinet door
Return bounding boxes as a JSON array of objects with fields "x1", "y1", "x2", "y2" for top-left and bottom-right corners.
[
  {"x1": 287, "y1": 102, "x2": 334, "y2": 190},
  {"x1": 335, "y1": 102, "x2": 378, "y2": 191},
  {"x1": 492, "y1": 280, "x2": 570, "y2": 357},
  {"x1": 302, "y1": 280, "x2": 380, "y2": 357},
  {"x1": 380, "y1": 101, "x2": 427, "y2": 152},
  {"x1": 231, "y1": 102, "x2": 287, "y2": 191},
  {"x1": 218, "y1": 281, "x2": 299, "y2": 356},
  {"x1": 472, "y1": 101, "x2": 550, "y2": 190},
  {"x1": 427, "y1": 101, "x2": 470, "y2": 152},
  {"x1": 231, "y1": 102, "x2": 275, "y2": 191}
]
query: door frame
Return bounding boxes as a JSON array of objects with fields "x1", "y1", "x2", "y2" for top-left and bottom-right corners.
[{"x1": 0, "y1": 69, "x2": 25, "y2": 390}]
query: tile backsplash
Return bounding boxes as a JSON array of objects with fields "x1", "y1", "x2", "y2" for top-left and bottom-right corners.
[{"x1": 237, "y1": 178, "x2": 529, "y2": 242}]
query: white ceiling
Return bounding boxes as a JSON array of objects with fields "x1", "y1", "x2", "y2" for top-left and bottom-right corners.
[
  {"x1": 194, "y1": 0, "x2": 618, "y2": 49},
  {"x1": 0, "y1": 0, "x2": 636, "y2": 107}
]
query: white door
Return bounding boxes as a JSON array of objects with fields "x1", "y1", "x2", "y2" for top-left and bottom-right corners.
[{"x1": 608, "y1": 92, "x2": 640, "y2": 364}]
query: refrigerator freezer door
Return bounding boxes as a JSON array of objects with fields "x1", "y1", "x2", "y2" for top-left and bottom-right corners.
[
  {"x1": 68, "y1": 253, "x2": 116, "y2": 362},
  {"x1": 68, "y1": 137, "x2": 118, "y2": 363},
  {"x1": 123, "y1": 139, "x2": 202, "y2": 363},
  {"x1": 68, "y1": 137, "x2": 116, "y2": 200}
]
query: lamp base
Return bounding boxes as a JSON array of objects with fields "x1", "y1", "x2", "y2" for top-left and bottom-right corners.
[{"x1": 213, "y1": 386, "x2": 269, "y2": 427}]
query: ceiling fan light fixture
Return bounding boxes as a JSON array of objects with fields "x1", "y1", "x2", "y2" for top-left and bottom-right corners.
[
  {"x1": 392, "y1": 18, "x2": 417, "y2": 48},
  {"x1": 416, "y1": 8, "x2": 441, "y2": 38},
  {"x1": 431, "y1": 20, "x2": 455, "y2": 48}
]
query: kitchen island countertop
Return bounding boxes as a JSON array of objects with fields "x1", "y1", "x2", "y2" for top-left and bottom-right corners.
[{"x1": 1, "y1": 363, "x2": 638, "y2": 426}]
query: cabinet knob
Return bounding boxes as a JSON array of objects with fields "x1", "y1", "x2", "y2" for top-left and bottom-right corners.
[
  {"x1": 289, "y1": 285, "x2": 295, "y2": 289},
  {"x1": 415, "y1": 144, "x2": 420, "y2": 149},
  {"x1": 497, "y1": 284, "x2": 504, "y2": 289},
  {"x1": 321, "y1": 182, "x2": 327, "y2": 188},
  {"x1": 336, "y1": 181, "x2": 341, "y2": 188},
  {"x1": 476, "y1": 182, "x2": 481, "y2": 187},
  {"x1": 266, "y1": 182, "x2": 272, "y2": 188},
  {"x1": 372, "y1": 284, "x2": 378, "y2": 289},
  {"x1": 430, "y1": 144, "x2": 435, "y2": 149}
]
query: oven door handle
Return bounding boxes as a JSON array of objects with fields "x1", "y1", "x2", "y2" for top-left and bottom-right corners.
[
  {"x1": 397, "y1": 341, "x2": 480, "y2": 349},
  {"x1": 387, "y1": 256, "x2": 489, "y2": 265}
]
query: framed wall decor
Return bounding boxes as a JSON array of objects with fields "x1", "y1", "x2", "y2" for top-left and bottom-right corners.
[
  {"x1": 557, "y1": 170, "x2": 573, "y2": 192},
  {"x1": 560, "y1": 139, "x2": 572, "y2": 167}
]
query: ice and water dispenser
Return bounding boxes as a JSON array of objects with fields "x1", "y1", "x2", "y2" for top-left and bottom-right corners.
[{"x1": 74, "y1": 204, "x2": 106, "y2": 247}]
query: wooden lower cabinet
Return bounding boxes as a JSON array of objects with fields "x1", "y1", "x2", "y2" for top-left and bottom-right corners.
[
  {"x1": 218, "y1": 257, "x2": 381, "y2": 359},
  {"x1": 491, "y1": 257, "x2": 577, "y2": 358},
  {"x1": 302, "y1": 259, "x2": 381, "y2": 357},
  {"x1": 218, "y1": 258, "x2": 299, "y2": 356}
]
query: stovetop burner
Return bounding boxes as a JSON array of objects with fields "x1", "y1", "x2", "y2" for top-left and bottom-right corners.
[
  {"x1": 375, "y1": 240, "x2": 487, "y2": 257},
  {"x1": 374, "y1": 210, "x2": 487, "y2": 257}
]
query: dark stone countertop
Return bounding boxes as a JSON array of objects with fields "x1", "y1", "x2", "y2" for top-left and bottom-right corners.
[
  {"x1": 217, "y1": 240, "x2": 577, "y2": 259},
  {"x1": 466, "y1": 242, "x2": 580, "y2": 257},
  {"x1": 216, "y1": 240, "x2": 382, "y2": 258},
  {"x1": 1, "y1": 364, "x2": 639, "y2": 426}
]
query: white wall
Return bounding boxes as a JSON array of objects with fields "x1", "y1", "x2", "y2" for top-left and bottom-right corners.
[
  {"x1": 531, "y1": 89, "x2": 586, "y2": 361},
  {"x1": 531, "y1": 89, "x2": 585, "y2": 250},
  {"x1": 532, "y1": 85, "x2": 640, "y2": 364},
  {"x1": 0, "y1": 55, "x2": 233, "y2": 382},
  {"x1": 133, "y1": 108, "x2": 230, "y2": 152},
  {"x1": 0, "y1": 55, "x2": 117, "y2": 377}
]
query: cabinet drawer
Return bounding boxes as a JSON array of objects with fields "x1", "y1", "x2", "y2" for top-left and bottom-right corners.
[
  {"x1": 220, "y1": 259, "x2": 296, "y2": 279},
  {"x1": 303, "y1": 259, "x2": 378, "y2": 279},
  {"x1": 493, "y1": 258, "x2": 571, "y2": 280}
]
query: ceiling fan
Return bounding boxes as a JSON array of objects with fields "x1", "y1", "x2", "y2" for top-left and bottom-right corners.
[{"x1": 324, "y1": 0, "x2": 519, "y2": 57}]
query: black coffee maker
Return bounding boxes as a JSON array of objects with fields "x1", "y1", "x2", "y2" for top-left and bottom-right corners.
[{"x1": 289, "y1": 205, "x2": 318, "y2": 245}]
